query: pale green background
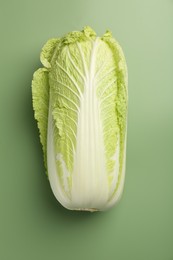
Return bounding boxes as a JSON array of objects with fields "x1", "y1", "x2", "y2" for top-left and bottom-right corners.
[{"x1": 0, "y1": 0, "x2": 173, "y2": 259}]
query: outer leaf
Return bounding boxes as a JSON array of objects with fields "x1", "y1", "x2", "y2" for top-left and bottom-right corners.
[
  {"x1": 32, "y1": 68, "x2": 49, "y2": 170},
  {"x1": 32, "y1": 38, "x2": 60, "y2": 171},
  {"x1": 40, "y1": 38, "x2": 60, "y2": 68}
]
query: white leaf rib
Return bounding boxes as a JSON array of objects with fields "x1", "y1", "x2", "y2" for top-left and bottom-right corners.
[
  {"x1": 94, "y1": 58, "x2": 108, "y2": 81},
  {"x1": 76, "y1": 42, "x2": 89, "y2": 80},
  {"x1": 56, "y1": 60, "x2": 83, "y2": 98},
  {"x1": 59, "y1": 102, "x2": 78, "y2": 113},
  {"x1": 56, "y1": 79, "x2": 81, "y2": 100},
  {"x1": 60, "y1": 138, "x2": 74, "y2": 156},
  {"x1": 102, "y1": 114, "x2": 114, "y2": 123},
  {"x1": 65, "y1": 114, "x2": 78, "y2": 128},
  {"x1": 65, "y1": 124, "x2": 77, "y2": 139},
  {"x1": 102, "y1": 122, "x2": 116, "y2": 133},
  {"x1": 62, "y1": 145, "x2": 73, "y2": 159},
  {"x1": 58, "y1": 147, "x2": 73, "y2": 161},
  {"x1": 103, "y1": 127, "x2": 115, "y2": 135},
  {"x1": 67, "y1": 49, "x2": 86, "y2": 83},
  {"x1": 96, "y1": 67, "x2": 116, "y2": 86},
  {"x1": 101, "y1": 102, "x2": 114, "y2": 110},
  {"x1": 99, "y1": 80, "x2": 116, "y2": 99},
  {"x1": 58, "y1": 93, "x2": 80, "y2": 112},
  {"x1": 65, "y1": 132, "x2": 75, "y2": 155},
  {"x1": 99, "y1": 92, "x2": 116, "y2": 106}
]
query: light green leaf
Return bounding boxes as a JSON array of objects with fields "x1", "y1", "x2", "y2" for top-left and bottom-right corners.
[{"x1": 32, "y1": 68, "x2": 49, "y2": 170}]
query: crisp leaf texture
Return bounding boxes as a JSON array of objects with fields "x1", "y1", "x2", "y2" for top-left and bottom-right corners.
[
  {"x1": 32, "y1": 26, "x2": 128, "y2": 211},
  {"x1": 32, "y1": 68, "x2": 49, "y2": 169}
]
